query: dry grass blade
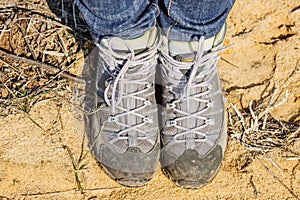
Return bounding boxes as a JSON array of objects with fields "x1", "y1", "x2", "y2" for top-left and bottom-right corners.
[
  {"x1": 65, "y1": 145, "x2": 84, "y2": 193},
  {"x1": 56, "y1": 29, "x2": 70, "y2": 63},
  {"x1": 64, "y1": 138, "x2": 89, "y2": 194},
  {"x1": 228, "y1": 87, "x2": 300, "y2": 198},
  {"x1": 0, "y1": 78, "x2": 45, "y2": 132},
  {"x1": 249, "y1": 175, "x2": 260, "y2": 196},
  {"x1": 257, "y1": 157, "x2": 299, "y2": 199},
  {"x1": 21, "y1": 187, "x2": 122, "y2": 197},
  {"x1": 42, "y1": 50, "x2": 65, "y2": 57},
  {"x1": 0, "y1": 9, "x2": 16, "y2": 40},
  {"x1": 15, "y1": 17, "x2": 73, "y2": 30},
  {"x1": 16, "y1": 23, "x2": 37, "y2": 60},
  {"x1": 228, "y1": 89, "x2": 300, "y2": 155}
]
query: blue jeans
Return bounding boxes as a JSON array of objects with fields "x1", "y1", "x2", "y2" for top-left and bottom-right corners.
[{"x1": 75, "y1": 0, "x2": 235, "y2": 42}]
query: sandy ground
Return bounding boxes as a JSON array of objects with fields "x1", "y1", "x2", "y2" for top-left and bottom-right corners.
[{"x1": 0, "y1": 0, "x2": 300, "y2": 199}]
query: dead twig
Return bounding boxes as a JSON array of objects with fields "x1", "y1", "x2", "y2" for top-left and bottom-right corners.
[
  {"x1": 0, "y1": 48, "x2": 84, "y2": 83},
  {"x1": 249, "y1": 175, "x2": 260, "y2": 197}
]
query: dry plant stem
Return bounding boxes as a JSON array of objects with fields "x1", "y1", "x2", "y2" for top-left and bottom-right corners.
[
  {"x1": 21, "y1": 186, "x2": 122, "y2": 197},
  {"x1": 15, "y1": 17, "x2": 72, "y2": 31},
  {"x1": 228, "y1": 88, "x2": 297, "y2": 152},
  {"x1": 249, "y1": 175, "x2": 260, "y2": 196},
  {"x1": 287, "y1": 126, "x2": 300, "y2": 141},
  {"x1": 221, "y1": 57, "x2": 239, "y2": 69},
  {"x1": 0, "y1": 78, "x2": 45, "y2": 131},
  {"x1": 250, "y1": 89, "x2": 288, "y2": 131},
  {"x1": 16, "y1": 23, "x2": 37, "y2": 61},
  {"x1": 0, "y1": 48, "x2": 84, "y2": 83},
  {"x1": 0, "y1": 82, "x2": 59, "y2": 103},
  {"x1": 65, "y1": 132, "x2": 89, "y2": 195},
  {"x1": 21, "y1": 189, "x2": 85, "y2": 197},
  {"x1": 0, "y1": 10, "x2": 16, "y2": 41},
  {"x1": 56, "y1": 29, "x2": 70, "y2": 63},
  {"x1": 21, "y1": 130, "x2": 120, "y2": 197},
  {"x1": 228, "y1": 86, "x2": 300, "y2": 198},
  {"x1": 264, "y1": 152, "x2": 285, "y2": 178},
  {"x1": 65, "y1": 145, "x2": 85, "y2": 194},
  {"x1": 229, "y1": 102, "x2": 246, "y2": 128},
  {"x1": 0, "y1": 57, "x2": 19, "y2": 73}
]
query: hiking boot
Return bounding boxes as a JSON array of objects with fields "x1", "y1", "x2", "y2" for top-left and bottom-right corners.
[
  {"x1": 84, "y1": 28, "x2": 162, "y2": 187},
  {"x1": 159, "y1": 25, "x2": 228, "y2": 189}
]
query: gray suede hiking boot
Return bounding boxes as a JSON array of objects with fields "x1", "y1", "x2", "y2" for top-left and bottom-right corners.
[
  {"x1": 159, "y1": 25, "x2": 228, "y2": 189},
  {"x1": 84, "y1": 28, "x2": 162, "y2": 187}
]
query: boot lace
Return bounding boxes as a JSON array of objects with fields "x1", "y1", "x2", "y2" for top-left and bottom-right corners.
[
  {"x1": 96, "y1": 36, "x2": 161, "y2": 152},
  {"x1": 160, "y1": 37, "x2": 229, "y2": 150}
]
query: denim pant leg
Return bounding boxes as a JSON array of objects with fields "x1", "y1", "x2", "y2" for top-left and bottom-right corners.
[
  {"x1": 158, "y1": 0, "x2": 236, "y2": 41},
  {"x1": 75, "y1": 0, "x2": 160, "y2": 41}
]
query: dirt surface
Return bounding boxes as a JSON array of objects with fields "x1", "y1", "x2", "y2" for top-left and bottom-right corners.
[{"x1": 0, "y1": 0, "x2": 300, "y2": 199}]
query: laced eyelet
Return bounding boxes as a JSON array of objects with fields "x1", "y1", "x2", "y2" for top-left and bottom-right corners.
[
  {"x1": 166, "y1": 120, "x2": 177, "y2": 127},
  {"x1": 146, "y1": 83, "x2": 153, "y2": 88},
  {"x1": 143, "y1": 116, "x2": 153, "y2": 123},
  {"x1": 205, "y1": 118, "x2": 215, "y2": 125},
  {"x1": 166, "y1": 85, "x2": 173, "y2": 91},
  {"x1": 207, "y1": 101, "x2": 214, "y2": 108},
  {"x1": 104, "y1": 80, "x2": 109, "y2": 87},
  {"x1": 166, "y1": 103, "x2": 175, "y2": 109},
  {"x1": 107, "y1": 115, "x2": 117, "y2": 122},
  {"x1": 105, "y1": 77, "x2": 113, "y2": 87},
  {"x1": 143, "y1": 99, "x2": 151, "y2": 106}
]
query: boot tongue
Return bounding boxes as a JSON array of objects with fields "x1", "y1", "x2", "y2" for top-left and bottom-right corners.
[
  {"x1": 168, "y1": 37, "x2": 215, "y2": 59},
  {"x1": 100, "y1": 28, "x2": 157, "y2": 54},
  {"x1": 167, "y1": 36, "x2": 214, "y2": 75},
  {"x1": 166, "y1": 24, "x2": 227, "y2": 62}
]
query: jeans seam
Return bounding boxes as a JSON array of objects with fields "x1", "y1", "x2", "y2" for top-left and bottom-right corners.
[
  {"x1": 166, "y1": 22, "x2": 178, "y2": 38},
  {"x1": 152, "y1": 2, "x2": 161, "y2": 16},
  {"x1": 152, "y1": 2, "x2": 160, "y2": 29},
  {"x1": 167, "y1": 0, "x2": 173, "y2": 17},
  {"x1": 167, "y1": 0, "x2": 176, "y2": 38}
]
